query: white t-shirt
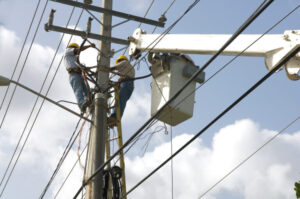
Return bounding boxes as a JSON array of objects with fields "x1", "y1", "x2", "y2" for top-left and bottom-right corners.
[
  {"x1": 64, "y1": 48, "x2": 79, "y2": 70},
  {"x1": 113, "y1": 60, "x2": 135, "y2": 80}
]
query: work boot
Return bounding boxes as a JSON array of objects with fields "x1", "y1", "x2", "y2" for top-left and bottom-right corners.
[
  {"x1": 107, "y1": 116, "x2": 117, "y2": 128},
  {"x1": 80, "y1": 99, "x2": 90, "y2": 113}
]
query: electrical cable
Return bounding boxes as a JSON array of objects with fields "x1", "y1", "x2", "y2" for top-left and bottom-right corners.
[
  {"x1": 139, "y1": 4, "x2": 300, "y2": 136},
  {"x1": 162, "y1": 0, "x2": 177, "y2": 16},
  {"x1": 198, "y1": 115, "x2": 300, "y2": 199},
  {"x1": 85, "y1": 8, "x2": 103, "y2": 26},
  {"x1": 0, "y1": 9, "x2": 85, "y2": 197},
  {"x1": 39, "y1": 118, "x2": 82, "y2": 199},
  {"x1": 122, "y1": 0, "x2": 156, "y2": 55},
  {"x1": 123, "y1": 46, "x2": 300, "y2": 198},
  {"x1": 72, "y1": 0, "x2": 223, "y2": 195},
  {"x1": 116, "y1": 0, "x2": 280, "y2": 165},
  {"x1": 53, "y1": 141, "x2": 88, "y2": 199},
  {"x1": 141, "y1": 125, "x2": 167, "y2": 156},
  {"x1": 111, "y1": 0, "x2": 275, "y2": 195},
  {"x1": 40, "y1": 113, "x2": 89, "y2": 199},
  {"x1": 114, "y1": 46, "x2": 128, "y2": 55},
  {"x1": 86, "y1": 38, "x2": 110, "y2": 58},
  {"x1": 57, "y1": 100, "x2": 78, "y2": 105},
  {"x1": 138, "y1": 0, "x2": 155, "y2": 28},
  {"x1": 122, "y1": 0, "x2": 270, "y2": 174},
  {"x1": 128, "y1": 0, "x2": 272, "y2": 133},
  {"x1": 77, "y1": 118, "x2": 88, "y2": 170},
  {"x1": 0, "y1": 0, "x2": 49, "y2": 129},
  {"x1": 0, "y1": 4, "x2": 78, "y2": 192},
  {"x1": 74, "y1": 0, "x2": 274, "y2": 197},
  {"x1": 129, "y1": 2, "x2": 300, "y2": 175},
  {"x1": 119, "y1": 3, "x2": 300, "y2": 170},
  {"x1": 112, "y1": 19, "x2": 130, "y2": 29},
  {"x1": 53, "y1": 145, "x2": 87, "y2": 199},
  {"x1": 0, "y1": 0, "x2": 42, "y2": 112}
]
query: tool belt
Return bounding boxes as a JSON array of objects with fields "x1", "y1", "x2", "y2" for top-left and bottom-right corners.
[{"x1": 67, "y1": 67, "x2": 82, "y2": 74}]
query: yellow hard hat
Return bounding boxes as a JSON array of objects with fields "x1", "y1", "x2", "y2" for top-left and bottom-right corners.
[
  {"x1": 67, "y1": 43, "x2": 79, "y2": 48},
  {"x1": 115, "y1": 55, "x2": 128, "y2": 64}
]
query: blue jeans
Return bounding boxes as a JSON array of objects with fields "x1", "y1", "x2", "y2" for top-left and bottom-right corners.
[
  {"x1": 111, "y1": 80, "x2": 134, "y2": 119},
  {"x1": 69, "y1": 72, "x2": 88, "y2": 109}
]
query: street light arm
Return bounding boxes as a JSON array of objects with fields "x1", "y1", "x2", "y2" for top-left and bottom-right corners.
[{"x1": 0, "y1": 76, "x2": 92, "y2": 123}]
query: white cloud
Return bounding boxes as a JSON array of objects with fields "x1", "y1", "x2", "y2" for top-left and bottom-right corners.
[
  {"x1": 0, "y1": 26, "x2": 90, "y2": 198},
  {"x1": 1, "y1": 25, "x2": 299, "y2": 199},
  {"x1": 125, "y1": 119, "x2": 300, "y2": 199},
  {"x1": 124, "y1": 0, "x2": 153, "y2": 14},
  {"x1": 123, "y1": 89, "x2": 151, "y2": 125}
]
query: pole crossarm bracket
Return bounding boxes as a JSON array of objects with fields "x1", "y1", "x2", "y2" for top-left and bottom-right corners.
[
  {"x1": 44, "y1": 23, "x2": 129, "y2": 45},
  {"x1": 50, "y1": 0, "x2": 165, "y2": 27}
]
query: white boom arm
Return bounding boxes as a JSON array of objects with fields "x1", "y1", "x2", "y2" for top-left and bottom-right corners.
[{"x1": 128, "y1": 28, "x2": 300, "y2": 80}]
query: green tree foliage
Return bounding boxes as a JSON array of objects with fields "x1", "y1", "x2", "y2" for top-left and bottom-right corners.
[{"x1": 295, "y1": 181, "x2": 300, "y2": 199}]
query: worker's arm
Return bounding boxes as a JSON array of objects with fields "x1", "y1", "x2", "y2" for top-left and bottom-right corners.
[
  {"x1": 81, "y1": 43, "x2": 95, "y2": 51},
  {"x1": 73, "y1": 43, "x2": 95, "y2": 54}
]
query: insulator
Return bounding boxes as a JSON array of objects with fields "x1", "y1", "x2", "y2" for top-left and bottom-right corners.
[
  {"x1": 86, "y1": 17, "x2": 93, "y2": 36},
  {"x1": 83, "y1": 0, "x2": 92, "y2": 4},
  {"x1": 158, "y1": 14, "x2": 167, "y2": 23},
  {"x1": 48, "y1": 9, "x2": 56, "y2": 26}
]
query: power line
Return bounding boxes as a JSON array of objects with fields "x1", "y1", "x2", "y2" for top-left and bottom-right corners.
[
  {"x1": 198, "y1": 115, "x2": 300, "y2": 199},
  {"x1": 0, "y1": 4, "x2": 78, "y2": 191},
  {"x1": 110, "y1": 0, "x2": 179, "y2": 82},
  {"x1": 0, "y1": 0, "x2": 42, "y2": 111},
  {"x1": 138, "y1": 0, "x2": 155, "y2": 28},
  {"x1": 110, "y1": 0, "x2": 277, "y2": 176},
  {"x1": 112, "y1": 14, "x2": 300, "y2": 188},
  {"x1": 141, "y1": 4, "x2": 300, "y2": 135},
  {"x1": 0, "y1": 9, "x2": 85, "y2": 197},
  {"x1": 97, "y1": 0, "x2": 274, "y2": 195},
  {"x1": 0, "y1": 0, "x2": 50, "y2": 129},
  {"x1": 126, "y1": 0, "x2": 274, "y2": 138},
  {"x1": 162, "y1": 0, "x2": 177, "y2": 16},
  {"x1": 74, "y1": 0, "x2": 272, "y2": 196},
  {"x1": 121, "y1": 0, "x2": 155, "y2": 55},
  {"x1": 54, "y1": 145, "x2": 88, "y2": 199},
  {"x1": 85, "y1": 8, "x2": 103, "y2": 26},
  {"x1": 124, "y1": 44, "x2": 300, "y2": 199},
  {"x1": 39, "y1": 118, "x2": 82, "y2": 199}
]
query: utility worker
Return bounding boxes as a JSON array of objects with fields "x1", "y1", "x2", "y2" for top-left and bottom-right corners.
[
  {"x1": 64, "y1": 42, "x2": 95, "y2": 113},
  {"x1": 108, "y1": 55, "x2": 135, "y2": 126}
]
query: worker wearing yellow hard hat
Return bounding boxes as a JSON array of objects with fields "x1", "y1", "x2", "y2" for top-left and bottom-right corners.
[
  {"x1": 64, "y1": 41, "x2": 95, "y2": 113},
  {"x1": 108, "y1": 55, "x2": 135, "y2": 127},
  {"x1": 115, "y1": 55, "x2": 128, "y2": 64},
  {"x1": 67, "y1": 43, "x2": 79, "y2": 48}
]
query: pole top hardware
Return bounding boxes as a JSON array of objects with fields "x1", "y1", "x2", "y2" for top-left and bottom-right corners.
[
  {"x1": 83, "y1": 0, "x2": 92, "y2": 5},
  {"x1": 50, "y1": 0, "x2": 165, "y2": 27},
  {"x1": 45, "y1": 9, "x2": 56, "y2": 32},
  {"x1": 86, "y1": 17, "x2": 93, "y2": 38}
]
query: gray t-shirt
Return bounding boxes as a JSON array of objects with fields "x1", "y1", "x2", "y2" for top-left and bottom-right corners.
[{"x1": 64, "y1": 48, "x2": 79, "y2": 70}]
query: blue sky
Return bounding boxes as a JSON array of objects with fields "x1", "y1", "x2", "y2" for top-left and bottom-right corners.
[{"x1": 0, "y1": 0, "x2": 300, "y2": 199}]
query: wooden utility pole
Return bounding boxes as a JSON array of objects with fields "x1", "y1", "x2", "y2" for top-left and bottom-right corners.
[{"x1": 86, "y1": 0, "x2": 112, "y2": 199}]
